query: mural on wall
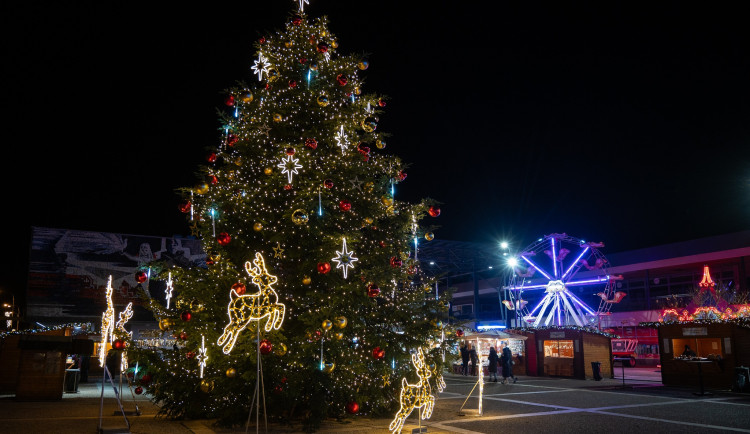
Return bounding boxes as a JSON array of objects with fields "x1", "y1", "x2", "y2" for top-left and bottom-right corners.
[{"x1": 27, "y1": 226, "x2": 206, "y2": 322}]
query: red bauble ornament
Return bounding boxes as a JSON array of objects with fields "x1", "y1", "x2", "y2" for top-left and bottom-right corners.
[
  {"x1": 378, "y1": 99, "x2": 386, "y2": 107},
  {"x1": 259, "y1": 36, "x2": 266, "y2": 44},
  {"x1": 181, "y1": 311, "x2": 192, "y2": 322},
  {"x1": 372, "y1": 346, "x2": 385, "y2": 360},
  {"x1": 140, "y1": 374, "x2": 152, "y2": 385},
  {"x1": 317, "y1": 42, "x2": 328, "y2": 53},
  {"x1": 289, "y1": 80, "x2": 297, "y2": 88},
  {"x1": 227, "y1": 134, "x2": 239, "y2": 146},
  {"x1": 379, "y1": 241, "x2": 387, "y2": 248},
  {"x1": 305, "y1": 138, "x2": 318, "y2": 149},
  {"x1": 456, "y1": 329, "x2": 464, "y2": 337},
  {"x1": 339, "y1": 200, "x2": 351, "y2": 212},
  {"x1": 208, "y1": 175, "x2": 218, "y2": 185},
  {"x1": 113, "y1": 339, "x2": 125, "y2": 350},
  {"x1": 407, "y1": 265, "x2": 417, "y2": 275},
  {"x1": 317, "y1": 262, "x2": 331, "y2": 274},
  {"x1": 179, "y1": 331, "x2": 188, "y2": 340},
  {"x1": 231, "y1": 282, "x2": 246, "y2": 295},
  {"x1": 390, "y1": 256, "x2": 402, "y2": 268},
  {"x1": 299, "y1": 57, "x2": 307, "y2": 64},
  {"x1": 135, "y1": 386, "x2": 143, "y2": 395},
  {"x1": 336, "y1": 74, "x2": 348, "y2": 86},
  {"x1": 179, "y1": 201, "x2": 191, "y2": 213},
  {"x1": 186, "y1": 351, "x2": 196, "y2": 359},
  {"x1": 216, "y1": 232, "x2": 231, "y2": 246},
  {"x1": 273, "y1": 385, "x2": 283, "y2": 394},
  {"x1": 207, "y1": 152, "x2": 217, "y2": 163},
  {"x1": 292, "y1": 15, "x2": 303, "y2": 26},
  {"x1": 284, "y1": 184, "x2": 292, "y2": 191},
  {"x1": 428, "y1": 206, "x2": 441, "y2": 217},
  {"x1": 225, "y1": 95, "x2": 235, "y2": 106},
  {"x1": 259, "y1": 339, "x2": 273, "y2": 355},
  {"x1": 345, "y1": 401, "x2": 359, "y2": 414},
  {"x1": 324, "y1": 179, "x2": 334, "y2": 189},
  {"x1": 398, "y1": 171, "x2": 407, "y2": 181},
  {"x1": 357, "y1": 144, "x2": 370, "y2": 155},
  {"x1": 367, "y1": 283, "x2": 380, "y2": 298},
  {"x1": 135, "y1": 271, "x2": 148, "y2": 283},
  {"x1": 285, "y1": 147, "x2": 296, "y2": 156}
]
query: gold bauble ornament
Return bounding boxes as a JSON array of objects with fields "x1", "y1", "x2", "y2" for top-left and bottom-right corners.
[
  {"x1": 317, "y1": 95, "x2": 329, "y2": 107},
  {"x1": 331, "y1": 40, "x2": 338, "y2": 49},
  {"x1": 333, "y1": 331, "x2": 344, "y2": 340},
  {"x1": 425, "y1": 232, "x2": 435, "y2": 241},
  {"x1": 273, "y1": 113, "x2": 283, "y2": 122},
  {"x1": 323, "y1": 362, "x2": 335, "y2": 373},
  {"x1": 357, "y1": 60, "x2": 369, "y2": 70},
  {"x1": 226, "y1": 368, "x2": 237, "y2": 378},
  {"x1": 302, "y1": 275, "x2": 312, "y2": 285},
  {"x1": 253, "y1": 222, "x2": 263, "y2": 231},
  {"x1": 364, "y1": 182, "x2": 374, "y2": 192},
  {"x1": 320, "y1": 30, "x2": 328, "y2": 37},
  {"x1": 275, "y1": 342, "x2": 288, "y2": 356},
  {"x1": 158, "y1": 318, "x2": 172, "y2": 331},
  {"x1": 200, "y1": 379, "x2": 215, "y2": 393},
  {"x1": 376, "y1": 140, "x2": 386, "y2": 149},
  {"x1": 322, "y1": 319, "x2": 333, "y2": 331},
  {"x1": 264, "y1": 167, "x2": 273, "y2": 175},
  {"x1": 381, "y1": 196, "x2": 393, "y2": 206},
  {"x1": 227, "y1": 171, "x2": 235, "y2": 180},
  {"x1": 241, "y1": 92, "x2": 253, "y2": 103},
  {"x1": 353, "y1": 87, "x2": 361, "y2": 95},
  {"x1": 309, "y1": 62, "x2": 318, "y2": 71},
  {"x1": 291, "y1": 209, "x2": 309, "y2": 225},
  {"x1": 335, "y1": 316, "x2": 348, "y2": 329},
  {"x1": 209, "y1": 253, "x2": 221, "y2": 263},
  {"x1": 234, "y1": 156, "x2": 243, "y2": 166},
  {"x1": 195, "y1": 183, "x2": 209, "y2": 195},
  {"x1": 284, "y1": 40, "x2": 294, "y2": 48},
  {"x1": 364, "y1": 217, "x2": 374, "y2": 225}
]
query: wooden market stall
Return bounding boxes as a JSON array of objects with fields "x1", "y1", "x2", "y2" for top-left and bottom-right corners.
[
  {"x1": 453, "y1": 330, "x2": 528, "y2": 376},
  {"x1": 653, "y1": 321, "x2": 750, "y2": 390},
  {"x1": 512, "y1": 327, "x2": 614, "y2": 380}
]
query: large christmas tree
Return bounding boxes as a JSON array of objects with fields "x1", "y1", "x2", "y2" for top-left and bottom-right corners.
[{"x1": 132, "y1": 4, "x2": 452, "y2": 431}]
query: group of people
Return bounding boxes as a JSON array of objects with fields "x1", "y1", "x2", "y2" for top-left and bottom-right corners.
[{"x1": 460, "y1": 343, "x2": 517, "y2": 384}]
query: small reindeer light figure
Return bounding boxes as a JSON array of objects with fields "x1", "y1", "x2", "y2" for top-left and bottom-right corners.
[
  {"x1": 389, "y1": 348, "x2": 435, "y2": 434},
  {"x1": 217, "y1": 252, "x2": 286, "y2": 354}
]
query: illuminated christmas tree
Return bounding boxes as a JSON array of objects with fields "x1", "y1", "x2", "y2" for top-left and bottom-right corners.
[{"x1": 132, "y1": 4, "x2": 452, "y2": 431}]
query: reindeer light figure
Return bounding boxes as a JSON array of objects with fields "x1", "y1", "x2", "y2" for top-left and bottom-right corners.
[
  {"x1": 389, "y1": 348, "x2": 435, "y2": 434},
  {"x1": 217, "y1": 252, "x2": 286, "y2": 354}
]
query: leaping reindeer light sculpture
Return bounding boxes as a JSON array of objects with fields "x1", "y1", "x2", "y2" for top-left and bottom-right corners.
[
  {"x1": 389, "y1": 348, "x2": 435, "y2": 434},
  {"x1": 217, "y1": 252, "x2": 285, "y2": 354}
]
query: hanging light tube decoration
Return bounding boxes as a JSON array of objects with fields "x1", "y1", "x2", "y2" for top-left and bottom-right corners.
[
  {"x1": 99, "y1": 275, "x2": 115, "y2": 367},
  {"x1": 389, "y1": 348, "x2": 435, "y2": 434},
  {"x1": 216, "y1": 252, "x2": 286, "y2": 354}
]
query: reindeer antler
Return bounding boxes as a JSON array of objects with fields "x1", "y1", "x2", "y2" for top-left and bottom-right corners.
[{"x1": 245, "y1": 252, "x2": 278, "y2": 288}]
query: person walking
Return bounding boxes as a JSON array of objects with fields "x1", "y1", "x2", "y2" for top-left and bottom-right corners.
[
  {"x1": 488, "y1": 347, "x2": 499, "y2": 382},
  {"x1": 501, "y1": 344, "x2": 517, "y2": 384},
  {"x1": 469, "y1": 344, "x2": 479, "y2": 376},
  {"x1": 460, "y1": 343, "x2": 470, "y2": 376}
]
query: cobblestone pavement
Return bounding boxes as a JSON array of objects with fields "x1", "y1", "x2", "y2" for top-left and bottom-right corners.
[{"x1": 2, "y1": 368, "x2": 749, "y2": 433}]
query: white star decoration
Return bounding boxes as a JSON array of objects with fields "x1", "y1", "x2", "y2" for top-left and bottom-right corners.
[
  {"x1": 197, "y1": 335, "x2": 208, "y2": 379},
  {"x1": 332, "y1": 238, "x2": 358, "y2": 279},
  {"x1": 349, "y1": 176, "x2": 363, "y2": 191},
  {"x1": 298, "y1": 0, "x2": 309, "y2": 12},
  {"x1": 165, "y1": 272, "x2": 173, "y2": 309},
  {"x1": 334, "y1": 125, "x2": 348, "y2": 153},
  {"x1": 252, "y1": 53, "x2": 271, "y2": 81},
  {"x1": 278, "y1": 154, "x2": 303, "y2": 184}
]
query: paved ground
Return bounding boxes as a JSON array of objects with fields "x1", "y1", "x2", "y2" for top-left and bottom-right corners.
[{"x1": 1, "y1": 367, "x2": 749, "y2": 433}]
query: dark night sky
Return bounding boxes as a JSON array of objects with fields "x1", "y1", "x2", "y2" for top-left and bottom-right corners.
[{"x1": 2, "y1": 1, "x2": 749, "y2": 302}]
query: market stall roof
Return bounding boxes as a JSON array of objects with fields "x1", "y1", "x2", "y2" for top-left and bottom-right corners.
[{"x1": 463, "y1": 330, "x2": 528, "y2": 340}]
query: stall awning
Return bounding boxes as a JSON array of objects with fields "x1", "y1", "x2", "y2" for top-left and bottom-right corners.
[{"x1": 463, "y1": 330, "x2": 528, "y2": 340}]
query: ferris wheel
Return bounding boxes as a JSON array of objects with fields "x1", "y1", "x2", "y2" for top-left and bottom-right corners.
[{"x1": 503, "y1": 233, "x2": 624, "y2": 328}]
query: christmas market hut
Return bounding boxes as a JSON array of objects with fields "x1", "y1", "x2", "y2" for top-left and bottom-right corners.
[
  {"x1": 643, "y1": 307, "x2": 750, "y2": 390},
  {"x1": 454, "y1": 329, "x2": 528, "y2": 375},
  {"x1": 511, "y1": 327, "x2": 614, "y2": 380}
]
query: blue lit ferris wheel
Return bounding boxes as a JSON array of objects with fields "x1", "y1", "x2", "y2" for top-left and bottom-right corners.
[{"x1": 504, "y1": 233, "x2": 622, "y2": 328}]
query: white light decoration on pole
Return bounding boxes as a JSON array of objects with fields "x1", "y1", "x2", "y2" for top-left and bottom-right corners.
[
  {"x1": 334, "y1": 125, "x2": 348, "y2": 153},
  {"x1": 165, "y1": 272, "x2": 174, "y2": 309},
  {"x1": 251, "y1": 53, "x2": 271, "y2": 81},
  {"x1": 277, "y1": 154, "x2": 303, "y2": 184},
  {"x1": 332, "y1": 238, "x2": 358, "y2": 279},
  {"x1": 197, "y1": 335, "x2": 208, "y2": 379},
  {"x1": 99, "y1": 275, "x2": 115, "y2": 367}
]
